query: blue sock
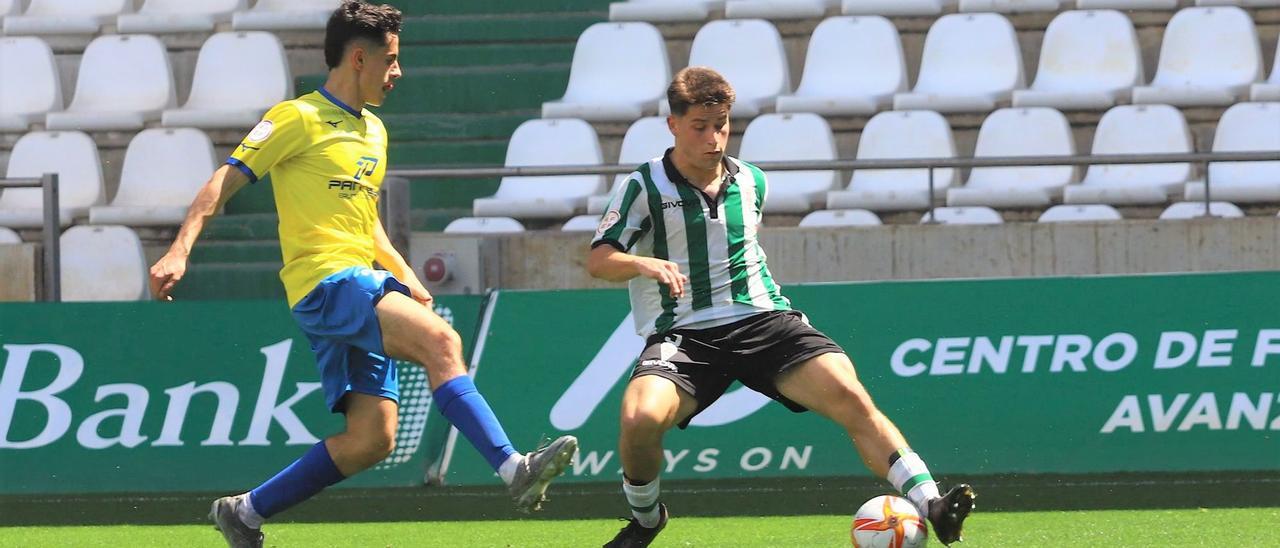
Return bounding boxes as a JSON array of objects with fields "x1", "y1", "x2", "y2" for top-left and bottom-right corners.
[
  {"x1": 248, "y1": 441, "x2": 346, "y2": 519},
  {"x1": 433, "y1": 375, "x2": 518, "y2": 471}
]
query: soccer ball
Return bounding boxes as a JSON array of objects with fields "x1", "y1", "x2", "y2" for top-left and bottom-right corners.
[{"x1": 851, "y1": 495, "x2": 928, "y2": 548}]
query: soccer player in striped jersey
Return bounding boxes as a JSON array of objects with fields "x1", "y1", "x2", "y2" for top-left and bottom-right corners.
[
  {"x1": 588, "y1": 67, "x2": 974, "y2": 547},
  {"x1": 148, "y1": 3, "x2": 576, "y2": 546}
]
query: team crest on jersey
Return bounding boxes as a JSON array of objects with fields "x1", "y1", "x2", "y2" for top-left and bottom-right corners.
[
  {"x1": 246, "y1": 120, "x2": 274, "y2": 142},
  {"x1": 596, "y1": 210, "x2": 621, "y2": 237}
]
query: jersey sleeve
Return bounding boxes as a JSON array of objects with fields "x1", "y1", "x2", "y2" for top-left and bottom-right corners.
[
  {"x1": 591, "y1": 176, "x2": 651, "y2": 253},
  {"x1": 226, "y1": 102, "x2": 307, "y2": 184}
]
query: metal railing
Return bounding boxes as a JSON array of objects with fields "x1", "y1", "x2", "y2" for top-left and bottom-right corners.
[{"x1": 0, "y1": 173, "x2": 60, "y2": 301}]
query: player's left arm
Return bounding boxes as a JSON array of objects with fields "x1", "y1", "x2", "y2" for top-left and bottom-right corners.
[{"x1": 373, "y1": 220, "x2": 432, "y2": 306}]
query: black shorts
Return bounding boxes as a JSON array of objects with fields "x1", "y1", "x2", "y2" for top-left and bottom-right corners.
[{"x1": 630, "y1": 310, "x2": 845, "y2": 429}]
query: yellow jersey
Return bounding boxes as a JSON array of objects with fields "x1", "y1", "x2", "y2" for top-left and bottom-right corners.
[{"x1": 227, "y1": 89, "x2": 389, "y2": 308}]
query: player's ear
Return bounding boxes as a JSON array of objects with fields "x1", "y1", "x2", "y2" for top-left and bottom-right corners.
[
  {"x1": 351, "y1": 45, "x2": 365, "y2": 71},
  {"x1": 667, "y1": 114, "x2": 677, "y2": 135}
]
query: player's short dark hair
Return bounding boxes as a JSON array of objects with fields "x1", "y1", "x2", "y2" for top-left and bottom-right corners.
[
  {"x1": 667, "y1": 67, "x2": 735, "y2": 116},
  {"x1": 324, "y1": 0, "x2": 403, "y2": 69}
]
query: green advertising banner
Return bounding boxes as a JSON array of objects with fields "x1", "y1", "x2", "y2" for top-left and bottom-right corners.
[
  {"x1": 442, "y1": 272, "x2": 1280, "y2": 485},
  {"x1": 0, "y1": 297, "x2": 482, "y2": 495}
]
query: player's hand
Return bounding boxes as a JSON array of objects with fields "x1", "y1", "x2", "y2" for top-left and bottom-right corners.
[
  {"x1": 149, "y1": 251, "x2": 187, "y2": 301},
  {"x1": 635, "y1": 257, "x2": 688, "y2": 299},
  {"x1": 406, "y1": 279, "x2": 434, "y2": 307}
]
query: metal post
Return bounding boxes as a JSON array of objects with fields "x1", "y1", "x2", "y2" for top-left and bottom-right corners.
[
  {"x1": 1202, "y1": 160, "x2": 1212, "y2": 218},
  {"x1": 379, "y1": 176, "x2": 411, "y2": 257},
  {"x1": 925, "y1": 167, "x2": 937, "y2": 224},
  {"x1": 41, "y1": 172, "x2": 60, "y2": 302}
]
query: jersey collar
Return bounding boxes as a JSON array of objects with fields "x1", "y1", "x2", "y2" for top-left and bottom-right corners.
[
  {"x1": 317, "y1": 87, "x2": 363, "y2": 119},
  {"x1": 661, "y1": 147, "x2": 739, "y2": 188}
]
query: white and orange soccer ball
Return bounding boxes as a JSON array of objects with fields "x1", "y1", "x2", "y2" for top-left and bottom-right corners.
[{"x1": 851, "y1": 495, "x2": 928, "y2": 548}]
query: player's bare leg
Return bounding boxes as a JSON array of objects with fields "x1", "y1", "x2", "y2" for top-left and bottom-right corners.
[{"x1": 325, "y1": 393, "x2": 398, "y2": 475}]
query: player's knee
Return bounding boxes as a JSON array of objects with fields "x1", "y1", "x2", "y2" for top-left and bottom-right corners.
[
  {"x1": 361, "y1": 431, "x2": 395, "y2": 462},
  {"x1": 422, "y1": 322, "x2": 462, "y2": 355},
  {"x1": 620, "y1": 405, "x2": 672, "y2": 439}
]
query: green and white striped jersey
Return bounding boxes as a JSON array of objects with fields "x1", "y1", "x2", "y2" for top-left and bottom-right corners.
[{"x1": 592, "y1": 148, "x2": 791, "y2": 337}]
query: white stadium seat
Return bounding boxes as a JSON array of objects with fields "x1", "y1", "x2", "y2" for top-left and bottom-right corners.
[
  {"x1": 1076, "y1": 0, "x2": 1176, "y2": 8},
  {"x1": 473, "y1": 119, "x2": 607, "y2": 220},
  {"x1": 947, "y1": 108, "x2": 1076, "y2": 208},
  {"x1": 1064, "y1": 105, "x2": 1193, "y2": 205},
  {"x1": 798, "y1": 209, "x2": 882, "y2": 227},
  {"x1": 843, "y1": 0, "x2": 955, "y2": 16},
  {"x1": 1131, "y1": 6, "x2": 1262, "y2": 107},
  {"x1": 1012, "y1": 10, "x2": 1142, "y2": 110},
  {"x1": 0, "y1": 131, "x2": 103, "y2": 228},
  {"x1": 1038, "y1": 204, "x2": 1123, "y2": 222},
  {"x1": 661, "y1": 19, "x2": 789, "y2": 118},
  {"x1": 0, "y1": 37, "x2": 61, "y2": 132},
  {"x1": 60, "y1": 225, "x2": 149, "y2": 302},
  {"x1": 588, "y1": 116, "x2": 673, "y2": 214},
  {"x1": 3, "y1": 0, "x2": 132, "y2": 35},
  {"x1": 725, "y1": 0, "x2": 836, "y2": 19},
  {"x1": 118, "y1": 0, "x2": 246, "y2": 34},
  {"x1": 443, "y1": 217, "x2": 526, "y2": 234},
  {"x1": 775, "y1": 16, "x2": 906, "y2": 116},
  {"x1": 89, "y1": 129, "x2": 217, "y2": 226},
  {"x1": 232, "y1": 0, "x2": 340, "y2": 31},
  {"x1": 0, "y1": 0, "x2": 19, "y2": 17},
  {"x1": 45, "y1": 35, "x2": 175, "y2": 131},
  {"x1": 1184, "y1": 102, "x2": 1280, "y2": 203},
  {"x1": 162, "y1": 32, "x2": 292, "y2": 129},
  {"x1": 1196, "y1": 0, "x2": 1280, "y2": 5},
  {"x1": 609, "y1": 0, "x2": 720, "y2": 22},
  {"x1": 737, "y1": 113, "x2": 840, "y2": 214},
  {"x1": 562, "y1": 214, "x2": 604, "y2": 232},
  {"x1": 0, "y1": 227, "x2": 19, "y2": 243},
  {"x1": 960, "y1": 0, "x2": 1059, "y2": 12},
  {"x1": 827, "y1": 110, "x2": 958, "y2": 211},
  {"x1": 542, "y1": 23, "x2": 670, "y2": 122},
  {"x1": 1250, "y1": 41, "x2": 1280, "y2": 101},
  {"x1": 893, "y1": 13, "x2": 1024, "y2": 113},
  {"x1": 1159, "y1": 201, "x2": 1244, "y2": 219},
  {"x1": 922, "y1": 206, "x2": 1003, "y2": 225}
]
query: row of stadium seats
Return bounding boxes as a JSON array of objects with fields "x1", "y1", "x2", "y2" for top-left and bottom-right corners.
[
  {"x1": 477, "y1": 102, "x2": 1280, "y2": 220},
  {"x1": 544, "y1": 8, "x2": 1280, "y2": 121},
  {"x1": 444, "y1": 201, "x2": 1262, "y2": 234},
  {"x1": 0, "y1": 32, "x2": 290, "y2": 132},
  {"x1": 0, "y1": 0, "x2": 339, "y2": 35},
  {"x1": 609, "y1": 0, "x2": 1280, "y2": 21},
  {"x1": 0, "y1": 224, "x2": 148, "y2": 301}
]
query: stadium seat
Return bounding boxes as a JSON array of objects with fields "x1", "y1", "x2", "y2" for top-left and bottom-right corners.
[
  {"x1": 118, "y1": 0, "x2": 246, "y2": 33},
  {"x1": 589, "y1": 116, "x2": 673, "y2": 214},
  {"x1": 1250, "y1": 41, "x2": 1280, "y2": 101},
  {"x1": 1131, "y1": 6, "x2": 1262, "y2": 107},
  {"x1": 162, "y1": 32, "x2": 291, "y2": 129},
  {"x1": 1159, "y1": 201, "x2": 1244, "y2": 219},
  {"x1": 60, "y1": 225, "x2": 148, "y2": 302},
  {"x1": 947, "y1": 108, "x2": 1076, "y2": 208},
  {"x1": 0, "y1": 0, "x2": 19, "y2": 17},
  {"x1": 842, "y1": 0, "x2": 954, "y2": 15},
  {"x1": 1196, "y1": 0, "x2": 1280, "y2": 5},
  {"x1": 0, "y1": 227, "x2": 19, "y2": 244},
  {"x1": 45, "y1": 35, "x2": 175, "y2": 132},
  {"x1": 660, "y1": 19, "x2": 789, "y2": 118},
  {"x1": 88, "y1": 129, "x2": 217, "y2": 226},
  {"x1": 609, "y1": 0, "x2": 720, "y2": 22},
  {"x1": 473, "y1": 119, "x2": 608, "y2": 220},
  {"x1": 1037, "y1": 204, "x2": 1123, "y2": 222},
  {"x1": 232, "y1": 0, "x2": 340, "y2": 31},
  {"x1": 0, "y1": 37, "x2": 61, "y2": 132},
  {"x1": 3, "y1": 0, "x2": 132, "y2": 35},
  {"x1": 725, "y1": 0, "x2": 836, "y2": 19},
  {"x1": 798, "y1": 209, "x2": 882, "y2": 227},
  {"x1": 737, "y1": 113, "x2": 840, "y2": 213},
  {"x1": 443, "y1": 217, "x2": 526, "y2": 234},
  {"x1": 827, "y1": 110, "x2": 958, "y2": 211},
  {"x1": 0, "y1": 131, "x2": 103, "y2": 228},
  {"x1": 959, "y1": 0, "x2": 1059, "y2": 12},
  {"x1": 1076, "y1": 0, "x2": 1176, "y2": 8},
  {"x1": 1012, "y1": 10, "x2": 1142, "y2": 110},
  {"x1": 542, "y1": 23, "x2": 669, "y2": 122},
  {"x1": 774, "y1": 16, "x2": 906, "y2": 116},
  {"x1": 922, "y1": 206, "x2": 1003, "y2": 224},
  {"x1": 1063, "y1": 105, "x2": 1193, "y2": 205},
  {"x1": 893, "y1": 13, "x2": 1024, "y2": 113},
  {"x1": 562, "y1": 214, "x2": 604, "y2": 232},
  {"x1": 1184, "y1": 102, "x2": 1280, "y2": 203}
]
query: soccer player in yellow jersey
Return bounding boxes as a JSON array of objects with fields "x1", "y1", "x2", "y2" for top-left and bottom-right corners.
[{"x1": 148, "y1": 3, "x2": 577, "y2": 546}]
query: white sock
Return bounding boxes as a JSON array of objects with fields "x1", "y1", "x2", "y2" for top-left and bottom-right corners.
[
  {"x1": 886, "y1": 448, "x2": 941, "y2": 514},
  {"x1": 623, "y1": 478, "x2": 662, "y2": 528},
  {"x1": 497, "y1": 453, "x2": 524, "y2": 486},
  {"x1": 237, "y1": 493, "x2": 264, "y2": 529}
]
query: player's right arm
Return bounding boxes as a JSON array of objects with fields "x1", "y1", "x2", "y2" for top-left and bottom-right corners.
[
  {"x1": 149, "y1": 165, "x2": 249, "y2": 300},
  {"x1": 587, "y1": 246, "x2": 687, "y2": 299},
  {"x1": 585, "y1": 174, "x2": 688, "y2": 298}
]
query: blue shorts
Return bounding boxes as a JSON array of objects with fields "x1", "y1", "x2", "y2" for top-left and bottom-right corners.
[{"x1": 291, "y1": 266, "x2": 410, "y2": 413}]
